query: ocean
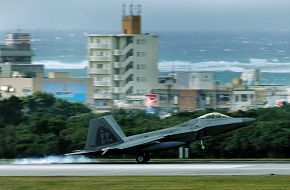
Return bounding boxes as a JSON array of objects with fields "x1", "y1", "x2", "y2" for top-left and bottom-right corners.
[{"x1": 1, "y1": 30, "x2": 290, "y2": 84}]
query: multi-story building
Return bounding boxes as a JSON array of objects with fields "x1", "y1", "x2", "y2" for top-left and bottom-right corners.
[
  {"x1": 87, "y1": 5, "x2": 158, "y2": 110},
  {"x1": 230, "y1": 89, "x2": 256, "y2": 111},
  {"x1": 177, "y1": 72, "x2": 216, "y2": 90},
  {"x1": 0, "y1": 32, "x2": 42, "y2": 78},
  {"x1": 0, "y1": 32, "x2": 34, "y2": 64}
]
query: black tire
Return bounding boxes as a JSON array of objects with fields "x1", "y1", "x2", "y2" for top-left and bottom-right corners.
[
  {"x1": 144, "y1": 153, "x2": 150, "y2": 162},
  {"x1": 136, "y1": 153, "x2": 149, "y2": 164}
]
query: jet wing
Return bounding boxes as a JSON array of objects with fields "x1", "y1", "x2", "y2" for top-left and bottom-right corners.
[
  {"x1": 101, "y1": 135, "x2": 165, "y2": 155},
  {"x1": 66, "y1": 135, "x2": 165, "y2": 156}
]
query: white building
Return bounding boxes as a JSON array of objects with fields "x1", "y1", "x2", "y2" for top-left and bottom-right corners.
[
  {"x1": 88, "y1": 5, "x2": 158, "y2": 110},
  {"x1": 177, "y1": 72, "x2": 215, "y2": 90},
  {"x1": 231, "y1": 89, "x2": 256, "y2": 111}
]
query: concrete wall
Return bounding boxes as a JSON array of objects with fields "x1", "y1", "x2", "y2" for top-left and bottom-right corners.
[
  {"x1": 0, "y1": 64, "x2": 11, "y2": 77},
  {"x1": 178, "y1": 89, "x2": 199, "y2": 112}
]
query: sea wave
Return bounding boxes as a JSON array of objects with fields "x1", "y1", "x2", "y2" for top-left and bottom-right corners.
[
  {"x1": 33, "y1": 60, "x2": 87, "y2": 69},
  {"x1": 33, "y1": 58, "x2": 290, "y2": 73},
  {"x1": 159, "y1": 59, "x2": 290, "y2": 73}
]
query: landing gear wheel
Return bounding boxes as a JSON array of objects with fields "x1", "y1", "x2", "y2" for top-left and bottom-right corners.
[
  {"x1": 200, "y1": 140, "x2": 205, "y2": 150},
  {"x1": 136, "y1": 153, "x2": 150, "y2": 164}
]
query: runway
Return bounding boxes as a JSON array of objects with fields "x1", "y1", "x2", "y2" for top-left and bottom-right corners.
[{"x1": 1, "y1": 161, "x2": 290, "y2": 176}]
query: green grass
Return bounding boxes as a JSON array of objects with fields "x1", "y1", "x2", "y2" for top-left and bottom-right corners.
[{"x1": 0, "y1": 176, "x2": 290, "y2": 190}]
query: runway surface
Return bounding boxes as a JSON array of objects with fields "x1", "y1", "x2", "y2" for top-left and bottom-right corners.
[{"x1": 1, "y1": 161, "x2": 290, "y2": 176}]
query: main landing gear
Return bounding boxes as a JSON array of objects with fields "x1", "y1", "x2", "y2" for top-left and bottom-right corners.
[
  {"x1": 136, "y1": 153, "x2": 150, "y2": 164},
  {"x1": 200, "y1": 140, "x2": 206, "y2": 149}
]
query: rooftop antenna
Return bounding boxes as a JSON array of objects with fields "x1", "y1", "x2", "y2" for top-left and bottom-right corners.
[{"x1": 122, "y1": 4, "x2": 126, "y2": 15}]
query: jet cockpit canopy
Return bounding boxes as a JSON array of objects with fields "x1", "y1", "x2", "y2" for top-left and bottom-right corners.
[{"x1": 198, "y1": 112, "x2": 230, "y2": 119}]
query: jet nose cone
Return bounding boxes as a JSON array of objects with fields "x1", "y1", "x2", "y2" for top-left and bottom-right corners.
[{"x1": 242, "y1": 118, "x2": 256, "y2": 124}]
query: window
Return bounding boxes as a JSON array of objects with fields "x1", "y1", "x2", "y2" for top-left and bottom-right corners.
[
  {"x1": 94, "y1": 101, "x2": 108, "y2": 107},
  {"x1": 96, "y1": 64, "x2": 103, "y2": 69},
  {"x1": 96, "y1": 51, "x2": 104, "y2": 56},
  {"x1": 136, "y1": 64, "x2": 146, "y2": 69},
  {"x1": 241, "y1": 94, "x2": 248, "y2": 102},
  {"x1": 218, "y1": 94, "x2": 230, "y2": 101},
  {"x1": 235, "y1": 95, "x2": 239, "y2": 102},
  {"x1": 96, "y1": 39, "x2": 101, "y2": 43},
  {"x1": 136, "y1": 39, "x2": 146, "y2": 44},
  {"x1": 136, "y1": 52, "x2": 146, "y2": 57},
  {"x1": 159, "y1": 95, "x2": 167, "y2": 101},
  {"x1": 95, "y1": 76, "x2": 103, "y2": 81},
  {"x1": 136, "y1": 77, "x2": 140, "y2": 82}
]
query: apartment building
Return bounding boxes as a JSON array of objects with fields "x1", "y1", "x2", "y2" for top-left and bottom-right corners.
[
  {"x1": 88, "y1": 5, "x2": 158, "y2": 110},
  {"x1": 0, "y1": 32, "x2": 39, "y2": 79},
  {"x1": 0, "y1": 32, "x2": 34, "y2": 64}
]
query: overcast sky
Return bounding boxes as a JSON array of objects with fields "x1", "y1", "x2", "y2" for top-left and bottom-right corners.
[{"x1": 0, "y1": 0, "x2": 289, "y2": 31}]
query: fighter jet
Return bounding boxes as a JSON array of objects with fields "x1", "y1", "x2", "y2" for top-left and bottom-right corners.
[{"x1": 66, "y1": 112, "x2": 255, "y2": 163}]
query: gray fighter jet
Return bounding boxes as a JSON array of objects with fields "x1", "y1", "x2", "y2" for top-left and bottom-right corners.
[{"x1": 66, "y1": 112, "x2": 255, "y2": 163}]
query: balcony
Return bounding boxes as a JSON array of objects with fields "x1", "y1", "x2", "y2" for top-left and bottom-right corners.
[
  {"x1": 113, "y1": 43, "x2": 133, "y2": 56},
  {"x1": 0, "y1": 50, "x2": 34, "y2": 56},
  {"x1": 113, "y1": 56, "x2": 133, "y2": 69},
  {"x1": 94, "y1": 94, "x2": 112, "y2": 99},
  {"x1": 93, "y1": 81, "x2": 111, "y2": 86},
  {"x1": 113, "y1": 69, "x2": 133, "y2": 81},
  {"x1": 89, "y1": 56, "x2": 111, "y2": 61},
  {"x1": 113, "y1": 49, "x2": 122, "y2": 56},
  {"x1": 113, "y1": 75, "x2": 123, "y2": 81},
  {"x1": 88, "y1": 43, "x2": 111, "y2": 49},
  {"x1": 113, "y1": 87, "x2": 123, "y2": 93},
  {"x1": 89, "y1": 68, "x2": 111, "y2": 74},
  {"x1": 113, "y1": 62, "x2": 122, "y2": 68}
]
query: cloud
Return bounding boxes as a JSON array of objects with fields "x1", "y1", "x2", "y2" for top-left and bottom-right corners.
[{"x1": 0, "y1": 0, "x2": 289, "y2": 31}]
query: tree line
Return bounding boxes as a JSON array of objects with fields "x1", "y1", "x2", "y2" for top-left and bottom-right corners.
[{"x1": 0, "y1": 92, "x2": 290, "y2": 158}]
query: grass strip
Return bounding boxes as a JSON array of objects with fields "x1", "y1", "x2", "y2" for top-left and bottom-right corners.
[{"x1": 0, "y1": 176, "x2": 290, "y2": 190}]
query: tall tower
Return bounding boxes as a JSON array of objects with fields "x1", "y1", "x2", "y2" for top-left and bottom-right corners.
[{"x1": 122, "y1": 4, "x2": 141, "y2": 34}]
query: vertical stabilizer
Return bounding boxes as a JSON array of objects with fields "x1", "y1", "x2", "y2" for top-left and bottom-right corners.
[{"x1": 85, "y1": 115, "x2": 126, "y2": 150}]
